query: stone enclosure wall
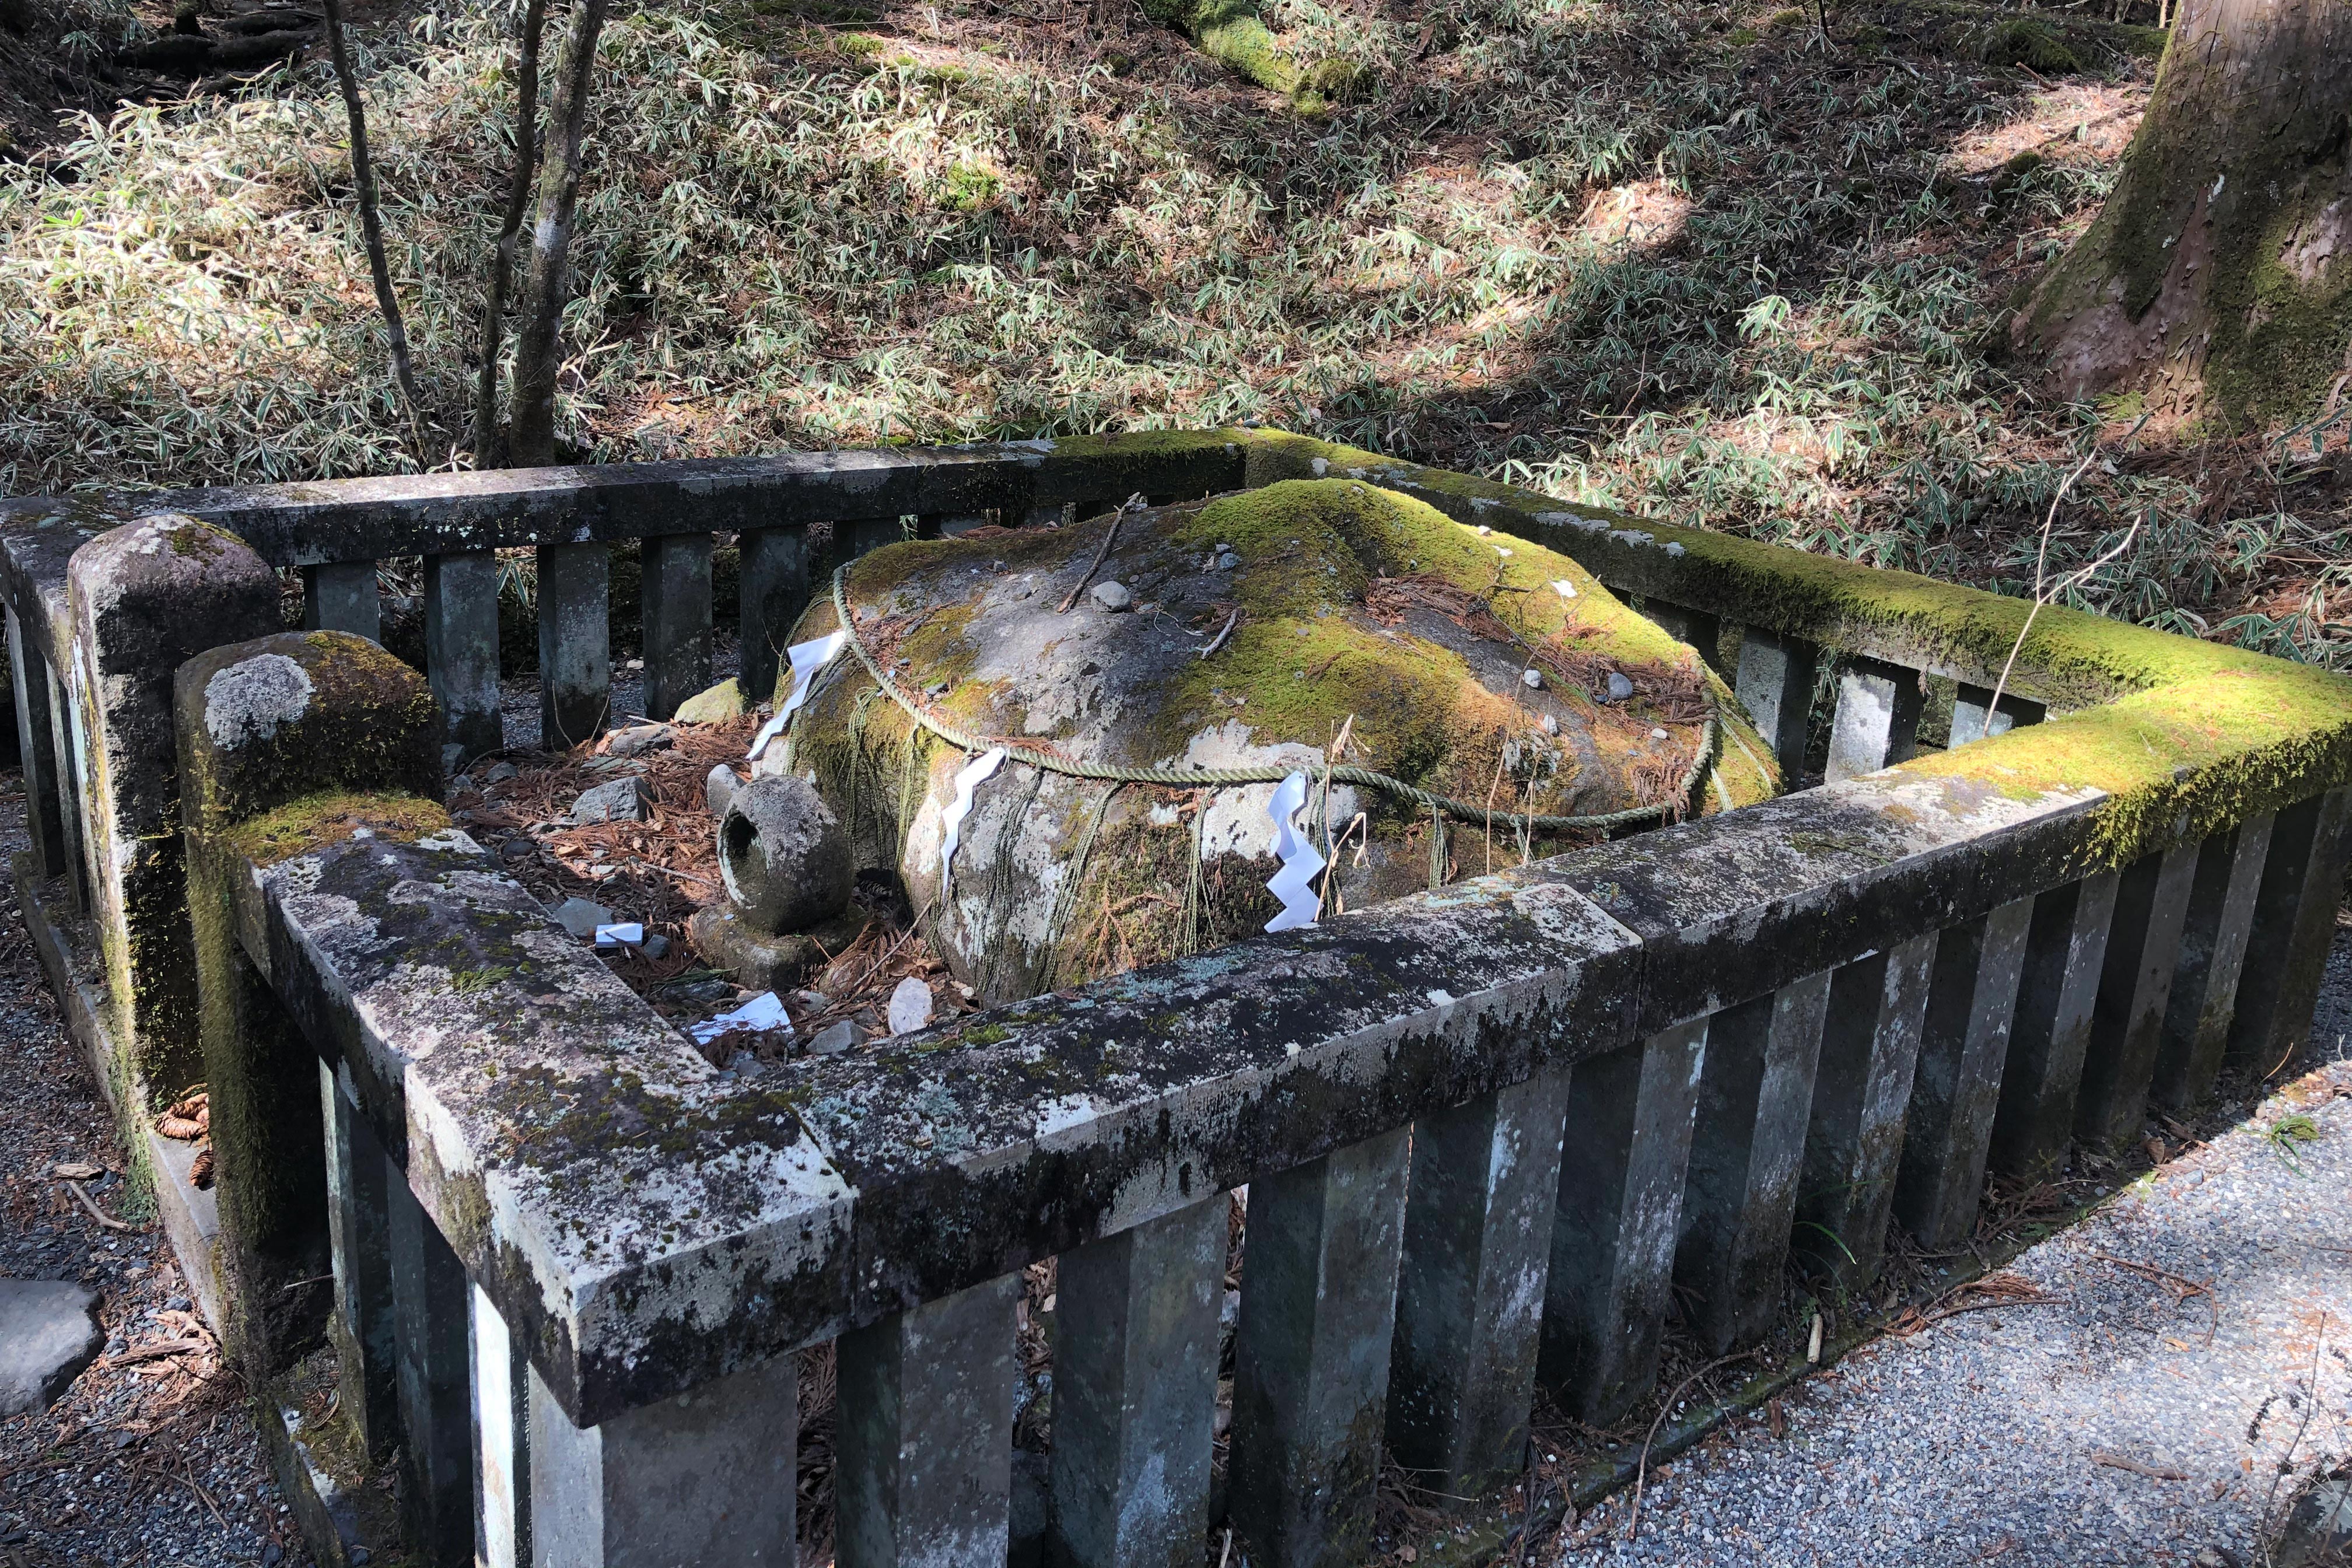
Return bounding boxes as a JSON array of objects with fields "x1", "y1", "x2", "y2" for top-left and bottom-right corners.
[{"x1": 2, "y1": 429, "x2": 2347, "y2": 1568}]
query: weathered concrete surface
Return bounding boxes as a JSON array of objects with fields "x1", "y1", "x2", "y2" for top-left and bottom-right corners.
[
  {"x1": 1824, "y1": 654, "x2": 1924, "y2": 783},
  {"x1": 1675, "y1": 971, "x2": 1829, "y2": 1354},
  {"x1": 2228, "y1": 785, "x2": 2352, "y2": 1073},
  {"x1": 1989, "y1": 872, "x2": 2120, "y2": 1182},
  {"x1": 1539, "y1": 1022, "x2": 1706, "y2": 1424},
  {"x1": 114, "y1": 435, "x2": 1250, "y2": 568},
  {"x1": 66, "y1": 514, "x2": 279, "y2": 1102},
  {"x1": 2074, "y1": 838, "x2": 2199, "y2": 1152},
  {"x1": 0, "y1": 1279, "x2": 102, "y2": 1418},
  {"x1": 538, "y1": 542, "x2": 611, "y2": 748},
  {"x1": 425, "y1": 550, "x2": 504, "y2": 761},
  {"x1": 302, "y1": 559, "x2": 382, "y2": 643},
  {"x1": 687, "y1": 905, "x2": 863, "y2": 993},
  {"x1": 836, "y1": 1276, "x2": 1018, "y2": 1568},
  {"x1": 1793, "y1": 933, "x2": 1934, "y2": 1291},
  {"x1": 1388, "y1": 1066, "x2": 1571, "y2": 1495},
  {"x1": 1229, "y1": 1126, "x2": 1410, "y2": 1568},
  {"x1": 740, "y1": 528, "x2": 810, "y2": 708},
  {"x1": 1892, "y1": 896, "x2": 2032, "y2": 1252},
  {"x1": 640, "y1": 532, "x2": 713, "y2": 722},
  {"x1": 1046, "y1": 1198, "x2": 1225, "y2": 1568},
  {"x1": 530, "y1": 1348, "x2": 797, "y2": 1568},
  {"x1": 7, "y1": 606, "x2": 66, "y2": 874},
  {"x1": 2150, "y1": 815, "x2": 2272, "y2": 1112}
]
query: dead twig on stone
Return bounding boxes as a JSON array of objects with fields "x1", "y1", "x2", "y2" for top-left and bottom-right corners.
[
  {"x1": 1054, "y1": 495, "x2": 1140, "y2": 612},
  {"x1": 2089, "y1": 1451, "x2": 2189, "y2": 1481},
  {"x1": 2090, "y1": 1251, "x2": 2220, "y2": 1345}
]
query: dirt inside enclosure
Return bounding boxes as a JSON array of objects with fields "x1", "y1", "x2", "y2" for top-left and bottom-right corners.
[{"x1": 446, "y1": 712, "x2": 982, "y2": 1060}]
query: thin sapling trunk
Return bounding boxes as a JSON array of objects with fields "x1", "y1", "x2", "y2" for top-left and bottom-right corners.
[
  {"x1": 320, "y1": 0, "x2": 428, "y2": 457},
  {"x1": 506, "y1": 0, "x2": 612, "y2": 467},
  {"x1": 471, "y1": 0, "x2": 548, "y2": 468}
]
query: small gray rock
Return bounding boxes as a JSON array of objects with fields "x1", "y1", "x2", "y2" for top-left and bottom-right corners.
[
  {"x1": 1604, "y1": 670, "x2": 1636, "y2": 703},
  {"x1": 1520, "y1": 667, "x2": 1544, "y2": 690},
  {"x1": 0, "y1": 1279, "x2": 103, "y2": 1419},
  {"x1": 449, "y1": 773, "x2": 477, "y2": 795},
  {"x1": 639, "y1": 933, "x2": 670, "y2": 960},
  {"x1": 607, "y1": 722, "x2": 673, "y2": 758},
  {"x1": 572, "y1": 775, "x2": 651, "y2": 824},
  {"x1": 551, "y1": 898, "x2": 612, "y2": 940},
  {"x1": 484, "y1": 760, "x2": 521, "y2": 784},
  {"x1": 1090, "y1": 580, "x2": 1133, "y2": 612},
  {"x1": 808, "y1": 1019, "x2": 863, "y2": 1056},
  {"x1": 887, "y1": 975, "x2": 934, "y2": 1036},
  {"x1": 1216, "y1": 549, "x2": 1241, "y2": 570},
  {"x1": 706, "y1": 764, "x2": 739, "y2": 820},
  {"x1": 719, "y1": 776, "x2": 855, "y2": 936}
]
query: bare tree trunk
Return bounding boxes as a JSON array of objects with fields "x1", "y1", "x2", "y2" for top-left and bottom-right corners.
[
  {"x1": 2013, "y1": 0, "x2": 2352, "y2": 429},
  {"x1": 470, "y1": 0, "x2": 549, "y2": 468},
  {"x1": 506, "y1": 0, "x2": 611, "y2": 467},
  {"x1": 321, "y1": 0, "x2": 428, "y2": 456}
]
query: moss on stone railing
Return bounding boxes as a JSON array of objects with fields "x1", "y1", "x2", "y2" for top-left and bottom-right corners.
[{"x1": 1232, "y1": 429, "x2": 2352, "y2": 869}]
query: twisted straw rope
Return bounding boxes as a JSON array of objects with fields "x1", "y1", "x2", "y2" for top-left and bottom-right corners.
[{"x1": 828, "y1": 564, "x2": 1718, "y2": 835}]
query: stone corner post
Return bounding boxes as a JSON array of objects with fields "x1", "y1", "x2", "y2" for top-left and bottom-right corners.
[
  {"x1": 172, "y1": 628, "x2": 443, "y2": 1376},
  {"x1": 66, "y1": 514, "x2": 280, "y2": 1111}
]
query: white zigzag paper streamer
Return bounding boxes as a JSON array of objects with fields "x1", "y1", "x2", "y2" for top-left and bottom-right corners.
[
  {"x1": 938, "y1": 747, "x2": 1008, "y2": 898},
  {"x1": 747, "y1": 629, "x2": 848, "y2": 762},
  {"x1": 1264, "y1": 769, "x2": 1326, "y2": 933}
]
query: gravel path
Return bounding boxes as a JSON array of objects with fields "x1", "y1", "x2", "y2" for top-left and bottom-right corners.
[
  {"x1": 0, "y1": 777, "x2": 306, "y2": 1567},
  {"x1": 1559, "y1": 930, "x2": 2352, "y2": 1568}
]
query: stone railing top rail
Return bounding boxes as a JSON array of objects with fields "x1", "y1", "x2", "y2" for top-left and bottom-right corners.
[{"x1": 240, "y1": 767, "x2": 2096, "y2": 1427}]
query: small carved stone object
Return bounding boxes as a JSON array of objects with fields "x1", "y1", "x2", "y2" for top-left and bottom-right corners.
[{"x1": 717, "y1": 775, "x2": 853, "y2": 936}]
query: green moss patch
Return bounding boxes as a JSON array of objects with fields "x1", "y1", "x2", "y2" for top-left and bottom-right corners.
[{"x1": 223, "y1": 792, "x2": 453, "y2": 868}]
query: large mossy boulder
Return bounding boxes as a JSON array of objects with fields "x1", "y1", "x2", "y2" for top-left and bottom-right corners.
[{"x1": 783, "y1": 480, "x2": 1778, "y2": 1001}]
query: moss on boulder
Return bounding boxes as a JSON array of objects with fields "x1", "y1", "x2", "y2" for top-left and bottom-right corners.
[{"x1": 785, "y1": 479, "x2": 1777, "y2": 999}]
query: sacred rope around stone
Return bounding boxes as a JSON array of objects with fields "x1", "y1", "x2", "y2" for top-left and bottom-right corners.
[{"x1": 828, "y1": 564, "x2": 1720, "y2": 836}]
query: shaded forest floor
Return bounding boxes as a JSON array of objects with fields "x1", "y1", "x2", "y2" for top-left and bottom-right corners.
[{"x1": 1, "y1": 0, "x2": 2347, "y2": 668}]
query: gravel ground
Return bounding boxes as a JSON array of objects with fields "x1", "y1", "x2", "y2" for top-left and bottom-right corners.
[
  {"x1": 1557, "y1": 929, "x2": 2352, "y2": 1568},
  {"x1": 0, "y1": 776, "x2": 307, "y2": 1567}
]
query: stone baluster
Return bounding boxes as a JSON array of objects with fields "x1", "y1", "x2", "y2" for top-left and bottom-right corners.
[
  {"x1": 1046, "y1": 1200, "x2": 1227, "y2": 1568},
  {"x1": 1228, "y1": 1128, "x2": 1410, "y2": 1568},
  {"x1": 473, "y1": 1284, "x2": 533, "y2": 1568},
  {"x1": 1675, "y1": 974, "x2": 1830, "y2": 1354},
  {"x1": 836, "y1": 1275, "x2": 1021, "y2": 1568},
  {"x1": 1824, "y1": 656, "x2": 1924, "y2": 783},
  {"x1": 838, "y1": 517, "x2": 905, "y2": 561},
  {"x1": 537, "y1": 541, "x2": 611, "y2": 748},
  {"x1": 1892, "y1": 898, "x2": 2032, "y2": 1251},
  {"x1": 1948, "y1": 682, "x2": 2045, "y2": 747},
  {"x1": 1987, "y1": 873, "x2": 2120, "y2": 1181},
  {"x1": 2074, "y1": 840, "x2": 2201, "y2": 1152},
  {"x1": 44, "y1": 658, "x2": 89, "y2": 915},
  {"x1": 528, "y1": 1346, "x2": 799, "y2": 1567},
  {"x1": 6, "y1": 607, "x2": 66, "y2": 876},
  {"x1": 2148, "y1": 815, "x2": 2274, "y2": 1113},
  {"x1": 302, "y1": 559, "x2": 383, "y2": 642},
  {"x1": 1734, "y1": 628, "x2": 1819, "y2": 780},
  {"x1": 1640, "y1": 600, "x2": 1726, "y2": 674},
  {"x1": 1792, "y1": 933, "x2": 1936, "y2": 1289},
  {"x1": 738, "y1": 526, "x2": 810, "y2": 708},
  {"x1": 2226, "y1": 786, "x2": 2352, "y2": 1074},
  {"x1": 321, "y1": 1063, "x2": 401, "y2": 1457},
  {"x1": 640, "y1": 532, "x2": 713, "y2": 721},
  {"x1": 1388, "y1": 1069, "x2": 1572, "y2": 1496},
  {"x1": 69, "y1": 516, "x2": 279, "y2": 1101},
  {"x1": 388, "y1": 1164, "x2": 478, "y2": 1566},
  {"x1": 1539, "y1": 1021, "x2": 1707, "y2": 1424},
  {"x1": 424, "y1": 551, "x2": 504, "y2": 762}
]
